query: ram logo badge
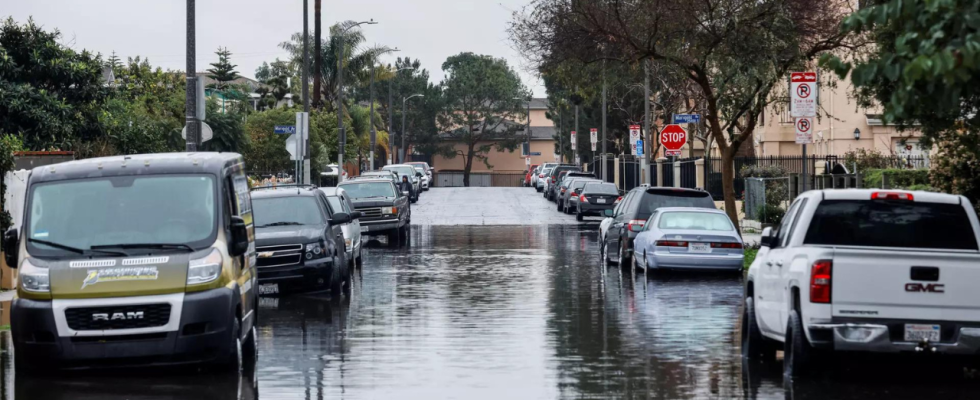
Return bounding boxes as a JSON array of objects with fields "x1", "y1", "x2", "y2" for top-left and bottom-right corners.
[{"x1": 92, "y1": 311, "x2": 144, "y2": 321}]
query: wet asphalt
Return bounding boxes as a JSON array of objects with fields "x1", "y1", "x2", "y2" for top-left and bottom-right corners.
[{"x1": 3, "y1": 187, "x2": 980, "y2": 399}]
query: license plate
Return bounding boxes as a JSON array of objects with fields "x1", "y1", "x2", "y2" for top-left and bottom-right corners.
[
  {"x1": 259, "y1": 283, "x2": 279, "y2": 295},
  {"x1": 689, "y1": 243, "x2": 711, "y2": 253},
  {"x1": 361, "y1": 225, "x2": 370, "y2": 232},
  {"x1": 596, "y1": 198, "x2": 606, "y2": 204},
  {"x1": 904, "y1": 324, "x2": 940, "y2": 342}
]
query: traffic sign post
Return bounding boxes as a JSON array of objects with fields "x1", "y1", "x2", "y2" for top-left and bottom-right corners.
[
  {"x1": 791, "y1": 72, "x2": 817, "y2": 193},
  {"x1": 659, "y1": 124, "x2": 687, "y2": 157},
  {"x1": 590, "y1": 128, "x2": 598, "y2": 144},
  {"x1": 629, "y1": 125, "x2": 641, "y2": 156}
]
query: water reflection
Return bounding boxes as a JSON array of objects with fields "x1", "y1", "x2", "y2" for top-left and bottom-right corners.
[{"x1": 2, "y1": 225, "x2": 980, "y2": 399}]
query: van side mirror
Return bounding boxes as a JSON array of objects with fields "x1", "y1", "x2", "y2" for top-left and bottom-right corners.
[
  {"x1": 350, "y1": 211, "x2": 363, "y2": 220},
  {"x1": 759, "y1": 227, "x2": 776, "y2": 248},
  {"x1": 3, "y1": 229, "x2": 19, "y2": 268},
  {"x1": 229, "y1": 217, "x2": 249, "y2": 257},
  {"x1": 332, "y1": 212, "x2": 352, "y2": 225},
  {"x1": 603, "y1": 209, "x2": 614, "y2": 217}
]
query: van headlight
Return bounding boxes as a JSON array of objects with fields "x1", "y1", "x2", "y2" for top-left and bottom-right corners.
[
  {"x1": 187, "y1": 248, "x2": 223, "y2": 285},
  {"x1": 20, "y1": 259, "x2": 50, "y2": 293}
]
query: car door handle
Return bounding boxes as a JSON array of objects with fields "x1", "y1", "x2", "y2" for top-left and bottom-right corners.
[
  {"x1": 775, "y1": 260, "x2": 784, "y2": 267},
  {"x1": 766, "y1": 260, "x2": 773, "y2": 267}
]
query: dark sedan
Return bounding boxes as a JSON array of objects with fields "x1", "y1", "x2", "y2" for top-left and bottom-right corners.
[{"x1": 575, "y1": 182, "x2": 620, "y2": 221}]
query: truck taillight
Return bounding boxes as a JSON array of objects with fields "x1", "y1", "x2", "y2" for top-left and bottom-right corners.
[
  {"x1": 872, "y1": 192, "x2": 913, "y2": 201},
  {"x1": 579, "y1": 194, "x2": 588, "y2": 203},
  {"x1": 810, "y1": 260, "x2": 832, "y2": 304},
  {"x1": 627, "y1": 219, "x2": 646, "y2": 232}
]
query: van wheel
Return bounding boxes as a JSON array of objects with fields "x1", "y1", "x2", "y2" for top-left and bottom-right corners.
[
  {"x1": 220, "y1": 317, "x2": 243, "y2": 373},
  {"x1": 243, "y1": 326, "x2": 258, "y2": 368},
  {"x1": 784, "y1": 309, "x2": 812, "y2": 378},
  {"x1": 741, "y1": 296, "x2": 776, "y2": 362}
]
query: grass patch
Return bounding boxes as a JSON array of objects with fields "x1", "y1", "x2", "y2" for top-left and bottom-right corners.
[{"x1": 743, "y1": 248, "x2": 758, "y2": 270}]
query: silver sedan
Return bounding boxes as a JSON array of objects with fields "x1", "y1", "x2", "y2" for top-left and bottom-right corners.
[{"x1": 631, "y1": 207, "x2": 744, "y2": 272}]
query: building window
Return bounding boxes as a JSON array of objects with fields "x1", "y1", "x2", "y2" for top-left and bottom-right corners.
[{"x1": 777, "y1": 102, "x2": 793, "y2": 124}]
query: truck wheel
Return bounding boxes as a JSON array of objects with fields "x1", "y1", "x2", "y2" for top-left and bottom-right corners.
[
  {"x1": 741, "y1": 297, "x2": 776, "y2": 362},
  {"x1": 784, "y1": 309, "x2": 812, "y2": 378}
]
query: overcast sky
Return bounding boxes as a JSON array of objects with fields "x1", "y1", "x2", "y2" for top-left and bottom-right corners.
[{"x1": 5, "y1": 0, "x2": 546, "y2": 97}]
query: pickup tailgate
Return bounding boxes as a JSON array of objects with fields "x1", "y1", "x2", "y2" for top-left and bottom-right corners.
[{"x1": 832, "y1": 249, "x2": 980, "y2": 321}]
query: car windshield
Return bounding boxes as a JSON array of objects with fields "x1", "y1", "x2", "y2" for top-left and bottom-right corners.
[
  {"x1": 584, "y1": 183, "x2": 619, "y2": 195},
  {"x1": 252, "y1": 196, "x2": 324, "y2": 227},
  {"x1": 414, "y1": 166, "x2": 424, "y2": 172},
  {"x1": 384, "y1": 166, "x2": 417, "y2": 180},
  {"x1": 340, "y1": 182, "x2": 397, "y2": 199},
  {"x1": 804, "y1": 200, "x2": 978, "y2": 250},
  {"x1": 26, "y1": 175, "x2": 216, "y2": 255},
  {"x1": 658, "y1": 212, "x2": 734, "y2": 231},
  {"x1": 541, "y1": 168, "x2": 553, "y2": 176}
]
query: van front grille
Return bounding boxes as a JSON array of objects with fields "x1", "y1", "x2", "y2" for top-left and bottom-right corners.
[{"x1": 65, "y1": 304, "x2": 171, "y2": 331}]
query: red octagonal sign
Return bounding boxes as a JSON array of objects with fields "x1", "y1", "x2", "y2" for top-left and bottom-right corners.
[{"x1": 659, "y1": 124, "x2": 687, "y2": 151}]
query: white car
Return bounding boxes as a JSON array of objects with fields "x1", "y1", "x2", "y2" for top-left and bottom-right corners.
[
  {"x1": 743, "y1": 189, "x2": 980, "y2": 377},
  {"x1": 318, "y1": 187, "x2": 363, "y2": 267},
  {"x1": 534, "y1": 163, "x2": 557, "y2": 192},
  {"x1": 413, "y1": 165, "x2": 430, "y2": 190}
]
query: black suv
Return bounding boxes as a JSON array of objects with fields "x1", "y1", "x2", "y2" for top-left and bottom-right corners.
[
  {"x1": 545, "y1": 165, "x2": 582, "y2": 201},
  {"x1": 250, "y1": 186, "x2": 351, "y2": 296},
  {"x1": 338, "y1": 178, "x2": 411, "y2": 242},
  {"x1": 601, "y1": 187, "x2": 716, "y2": 266}
]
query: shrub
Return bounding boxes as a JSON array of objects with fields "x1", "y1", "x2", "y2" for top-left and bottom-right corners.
[
  {"x1": 756, "y1": 204, "x2": 785, "y2": 225},
  {"x1": 931, "y1": 130, "x2": 980, "y2": 213},
  {"x1": 740, "y1": 164, "x2": 788, "y2": 178},
  {"x1": 0, "y1": 134, "x2": 23, "y2": 233},
  {"x1": 863, "y1": 168, "x2": 930, "y2": 189},
  {"x1": 843, "y1": 148, "x2": 893, "y2": 172}
]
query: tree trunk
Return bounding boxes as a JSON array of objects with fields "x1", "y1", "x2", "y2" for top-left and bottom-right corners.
[
  {"x1": 721, "y1": 147, "x2": 740, "y2": 232},
  {"x1": 463, "y1": 144, "x2": 476, "y2": 187}
]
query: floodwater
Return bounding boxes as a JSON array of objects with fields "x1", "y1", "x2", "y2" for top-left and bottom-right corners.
[{"x1": 1, "y1": 190, "x2": 980, "y2": 399}]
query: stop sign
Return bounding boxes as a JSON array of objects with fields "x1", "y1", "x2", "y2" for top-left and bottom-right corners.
[{"x1": 659, "y1": 124, "x2": 687, "y2": 152}]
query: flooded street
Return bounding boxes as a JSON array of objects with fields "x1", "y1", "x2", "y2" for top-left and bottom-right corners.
[{"x1": 1, "y1": 188, "x2": 980, "y2": 399}]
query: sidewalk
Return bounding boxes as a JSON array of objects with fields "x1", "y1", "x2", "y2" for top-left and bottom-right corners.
[{"x1": 0, "y1": 290, "x2": 13, "y2": 302}]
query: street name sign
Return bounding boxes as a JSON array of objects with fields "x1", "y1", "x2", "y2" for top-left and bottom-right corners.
[
  {"x1": 659, "y1": 124, "x2": 687, "y2": 157},
  {"x1": 791, "y1": 72, "x2": 817, "y2": 118},
  {"x1": 274, "y1": 125, "x2": 296, "y2": 134},
  {"x1": 673, "y1": 114, "x2": 701, "y2": 124}
]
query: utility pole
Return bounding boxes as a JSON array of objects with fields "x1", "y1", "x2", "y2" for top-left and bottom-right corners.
[
  {"x1": 558, "y1": 102, "x2": 563, "y2": 163},
  {"x1": 302, "y1": 0, "x2": 310, "y2": 184},
  {"x1": 388, "y1": 70, "x2": 394, "y2": 165},
  {"x1": 184, "y1": 0, "x2": 199, "y2": 152},
  {"x1": 369, "y1": 64, "x2": 376, "y2": 170},
  {"x1": 337, "y1": 20, "x2": 377, "y2": 178},
  {"x1": 313, "y1": 0, "x2": 321, "y2": 110},
  {"x1": 601, "y1": 70, "x2": 608, "y2": 181},
  {"x1": 643, "y1": 60, "x2": 651, "y2": 185},
  {"x1": 402, "y1": 94, "x2": 424, "y2": 163},
  {"x1": 574, "y1": 102, "x2": 579, "y2": 166}
]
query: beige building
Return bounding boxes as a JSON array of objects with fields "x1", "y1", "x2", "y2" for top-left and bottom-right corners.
[
  {"x1": 749, "y1": 74, "x2": 928, "y2": 160},
  {"x1": 431, "y1": 98, "x2": 559, "y2": 172}
]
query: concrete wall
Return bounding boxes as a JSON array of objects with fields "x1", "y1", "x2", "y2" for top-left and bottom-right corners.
[{"x1": 431, "y1": 140, "x2": 557, "y2": 172}]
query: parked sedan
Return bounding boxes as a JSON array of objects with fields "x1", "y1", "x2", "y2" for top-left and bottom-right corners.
[
  {"x1": 631, "y1": 208, "x2": 743, "y2": 272},
  {"x1": 560, "y1": 178, "x2": 601, "y2": 214},
  {"x1": 563, "y1": 179, "x2": 605, "y2": 215},
  {"x1": 318, "y1": 187, "x2": 364, "y2": 268},
  {"x1": 524, "y1": 164, "x2": 539, "y2": 187}
]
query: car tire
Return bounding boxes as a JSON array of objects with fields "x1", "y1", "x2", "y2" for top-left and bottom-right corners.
[
  {"x1": 576, "y1": 212, "x2": 583, "y2": 222},
  {"x1": 741, "y1": 296, "x2": 776, "y2": 362},
  {"x1": 330, "y1": 260, "x2": 345, "y2": 300},
  {"x1": 556, "y1": 201, "x2": 562, "y2": 211},
  {"x1": 784, "y1": 309, "x2": 812, "y2": 378},
  {"x1": 618, "y1": 240, "x2": 632, "y2": 268},
  {"x1": 243, "y1": 326, "x2": 258, "y2": 369},
  {"x1": 355, "y1": 246, "x2": 363, "y2": 268},
  {"x1": 603, "y1": 242, "x2": 617, "y2": 266}
]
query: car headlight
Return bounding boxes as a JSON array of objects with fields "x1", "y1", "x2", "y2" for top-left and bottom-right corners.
[
  {"x1": 344, "y1": 238, "x2": 352, "y2": 251},
  {"x1": 20, "y1": 258, "x2": 50, "y2": 293},
  {"x1": 382, "y1": 206, "x2": 397, "y2": 215},
  {"x1": 187, "y1": 248, "x2": 223, "y2": 285},
  {"x1": 305, "y1": 241, "x2": 326, "y2": 260}
]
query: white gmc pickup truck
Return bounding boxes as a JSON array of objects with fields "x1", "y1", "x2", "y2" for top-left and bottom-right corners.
[{"x1": 742, "y1": 189, "x2": 980, "y2": 377}]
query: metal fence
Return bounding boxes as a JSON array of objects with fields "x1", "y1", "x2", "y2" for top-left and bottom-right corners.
[
  {"x1": 744, "y1": 177, "x2": 791, "y2": 220},
  {"x1": 678, "y1": 158, "x2": 699, "y2": 189},
  {"x1": 433, "y1": 171, "x2": 525, "y2": 187},
  {"x1": 661, "y1": 159, "x2": 675, "y2": 187}
]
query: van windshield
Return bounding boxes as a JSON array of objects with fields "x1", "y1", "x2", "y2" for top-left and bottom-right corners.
[{"x1": 26, "y1": 175, "x2": 216, "y2": 255}]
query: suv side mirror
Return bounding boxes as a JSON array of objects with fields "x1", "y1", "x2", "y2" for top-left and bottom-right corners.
[
  {"x1": 229, "y1": 217, "x2": 249, "y2": 257},
  {"x1": 350, "y1": 211, "x2": 363, "y2": 219},
  {"x1": 416, "y1": 172, "x2": 423, "y2": 178},
  {"x1": 3, "y1": 229, "x2": 19, "y2": 268},
  {"x1": 603, "y1": 209, "x2": 614, "y2": 217},
  {"x1": 759, "y1": 227, "x2": 776, "y2": 248},
  {"x1": 332, "y1": 212, "x2": 352, "y2": 225}
]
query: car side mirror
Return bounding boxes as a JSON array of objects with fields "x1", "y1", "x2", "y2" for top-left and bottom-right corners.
[
  {"x1": 228, "y1": 217, "x2": 249, "y2": 257},
  {"x1": 3, "y1": 228, "x2": 19, "y2": 269},
  {"x1": 350, "y1": 211, "x2": 363, "y2": 220},
  {"x1": 416, "y1": 172, "x2": 423, "y2": 178},
  {"x1": 603, "y1": 209, "x2": 614, "y2": 217},
  {"x1": 759, "y1": 227, "x2": 776, "y2": 248},
  {"x1": 332, "y1": 212, "x2": 352, "y2": 225}
]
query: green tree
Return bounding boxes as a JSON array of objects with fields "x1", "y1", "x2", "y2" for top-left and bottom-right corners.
[
  {"x1": 511, "y1": 0, "x2": 856, "y2": 229},
  {"x1": 438, "y1": 53, "x2": 527, "y2": 186},
  {"x1": 372, "y1": 58, "x2": 445, "y2": 161},
  {"x1": 107, "y1": 50, "x2": 123, "y2": 72},
  {"x1": 243, "y1": 108, "x2": 298, "y2": 173},
  {"x1": 821, "y1": 0, "x2": 980, "y2": 209},
  {"x1": 207, "y1": 47, "x2": 239, "y2": 90},
  {"x1": 0, "y1": 18, "x2": 110, "y2": 150},
  {"x1": 255, "y1": 61, "x2": 272, "y2": 83},
  {"x1": 201, "y1": 99, "x2": 249, "y2": 153}
]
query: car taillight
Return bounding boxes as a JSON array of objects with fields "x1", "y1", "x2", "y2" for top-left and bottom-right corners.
[
  {"x1": 872, "y1": 192, "x2": 913, "y2": 201},
  {"x1": 627, "y1": 219, "x2": 646, "y2": 232},
  {"x1": 539, "y1": 173, "x2": 545, "y2": 178},
  {"x1": 614, "y1": 196, "x2": 623, "y2": 204},
  {"x1": 579, "y1": 194, "x2": 588, "y2": 203},
  {"x1": 810, "y1": 260, "x2": 832, "y2": 303},
  {"x1": 710, "y1": 242, "x2": 743, "y2": 249},
  {"x1": 561, "y1": 188, "x2": 566, "y2": 193},
  {"x1": 656, "y1": 240, "x2": 688, "y2": 247}
]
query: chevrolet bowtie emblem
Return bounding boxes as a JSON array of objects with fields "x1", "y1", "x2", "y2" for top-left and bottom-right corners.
[{"x1": 258, "y1": 251, "x2": 275, "y2": 258}]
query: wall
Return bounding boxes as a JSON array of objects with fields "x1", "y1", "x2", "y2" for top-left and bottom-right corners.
[{"x1": 431, "y1": 140, "x2": 557, "y2": 172}]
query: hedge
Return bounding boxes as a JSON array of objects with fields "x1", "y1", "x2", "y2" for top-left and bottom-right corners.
[{"x1": 863, "y1": 168, "x2": 930, "y2": 189}]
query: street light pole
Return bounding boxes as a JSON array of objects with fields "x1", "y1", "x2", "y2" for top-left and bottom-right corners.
[
  {"x1": 337, "y1": 20, "x2": 377, "y2": 181},
  {"x1": 369, "y1": 64, "x2": 376, "y2": 171},
  {"x1": 401, "y1": 94, "x2": 424, "y2": 163},
  {"x1": 601, "y1": 69, "x2": 608, "y2": 181},
  {"x1": 388, "y1": 64, "x2": 412, "y2": 165},
  {"x1": 185, "y1": 0, "x2": 199, "y2": 152},
  {"x1": 643, "y1": 60, "x2": 651, "y2": 185},
  {"x1": 302, "y1": 0, "x2": 310, "y2": 184}
]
